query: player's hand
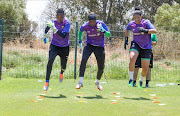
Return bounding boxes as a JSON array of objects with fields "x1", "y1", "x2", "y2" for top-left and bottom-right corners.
[
  {"x1": 124, "y1": 36, "x2": 128, "y2": 50},
  {"x1": 97, "y1": 23, "x2": 105, "y2": 33},
  {"x1": 47, "y1": 21, "x2": 58, "y2": 33},
  {"x1": 47, "y1": 21, "x2": 55, "y2": 28},
  {"x1": 79, "y1": 41, "x2": 82, "y2": 53},
  {"x1": 44, "y1": 34, "x2": 48, "y2": 44},
  {"x1": 138, "y1": 27, "x2": 149, "y2": 33}
]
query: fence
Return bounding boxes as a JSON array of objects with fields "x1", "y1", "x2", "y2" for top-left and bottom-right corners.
[
  {"x1": 1, "y1": 19, "x2": 180, "y2": 82},
  {"x1": 0, "y1": 19, "x2": 4, "y2": 80}
]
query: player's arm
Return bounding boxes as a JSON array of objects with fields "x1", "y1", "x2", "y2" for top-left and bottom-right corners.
[
  {"x1": 152, "y1": 41, "x2": 157, "y2": 45},
  {"x1": 138, "y1": 20, "x2": 157, "y2": 34},
  {"x1": 97, "y1": 22, "x2": 111, "y2": 37},
  {"x1": 147, "y1": 21, "x2": 157, "y2": 34},
  {"x1": 43, "y1": 26, "x2": 50, "y2": 44},
  {"x1": 104, "y1": 31, "x2": 111, "y2": 37},
  {"x1": 151, "y1": 34, "x2": 158, "y2": 45},
  {"x1": 148, "y1": 29, "x2": 157, "y2": 34},
  {"x1": 125, "y1": 29, "x2": 129, "y2": 37},
  {"x1": 79, "y1": 26, "x2": 84, "y2": 53},
  {"x1": 45, "y1": 26, "x2": 50, "y2": 34},
  {"x1": 56, "y1": 32, "x2": 68, "y2": 38},
  {"x1": 124, "y1": 23, "x2": 131, "y2": 49},
  {"x1": 79, "y1": 30, "x2": 83, "y2": 43},
  {"x1": 124, "y1": 29, "x2": 129, "y2": 49},
  {"x1": 56, "y1": 22, "x2": 70, "y2": 38}
]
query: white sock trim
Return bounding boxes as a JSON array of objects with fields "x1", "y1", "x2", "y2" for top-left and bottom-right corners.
[
  {"x1": 79, "y1": 77, "x2": 83, "y2": 83},
  {"x1": 96, "y1": 79, "x2": 100, "y2": 83},
  {"x1": 129, "y1": 71, "x2": 134, "y2": 80},
  {"x1": 139, "y1": 75, "x2": 145, "y2": 82}
]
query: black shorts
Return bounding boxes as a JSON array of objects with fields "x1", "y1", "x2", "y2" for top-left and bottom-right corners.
[
  {"x1": 49, "y1": 44, "x2": 69, "y2": 58},
  {"x1": 79, "y1": 44, "x2": 105, "y2": 77},
  {"x1": 130, "y1": 41, "x2": 152, "y2": 59},
  {"x1": 49, "y1": 44, "x2": 69, "y2": 69},
  {"x1": 135, "y1": 53, "x2": 153, "y2": 68}
]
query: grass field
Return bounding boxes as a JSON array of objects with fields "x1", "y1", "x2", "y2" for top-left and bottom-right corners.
[{"x1": 0, "y1": 77, "x2": 180, "y2": 116}]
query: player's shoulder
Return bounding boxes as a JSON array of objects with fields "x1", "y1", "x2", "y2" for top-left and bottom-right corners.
[
  {"x1": 142, "y1": 19, "x2": 151, "y2": 24},
  {"x1": 64, "y1": 17, "x2": 70, "y2": 24},
  {"x1": 127, "y1": 21, "x2": 135, "y2": 27},
  {"x1": 97, "y1": 20, "x2": 104, "y2": 24},
  {"x1": 82, "y1": 21, "x2": 89, "y2": 27}
]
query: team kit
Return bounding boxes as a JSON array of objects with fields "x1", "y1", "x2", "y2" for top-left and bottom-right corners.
[{"x1": 43, "y1": 8, "x2": 157, "y2": 91}]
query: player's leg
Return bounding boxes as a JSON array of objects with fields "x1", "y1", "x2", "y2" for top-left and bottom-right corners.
[
  {"x1": 43, "y1": 44, "x2": 58, "y2": 90},
  {"x1": 132, "y1": 55, "x2": 141, "y2": 87},
  {"x1": 129, "y1": 42, "x2": 140, "y2": 86},
  {"x1": 94, "y1": 46, "x2": 105, "y2": 91},
  {"x1": 139, "y1": 49, "x2": 152, "y2": 89},
  {"x1": 146, "y1": 68, "x2": 151, "y2": 87},
  {"x1": 59, "y1": 46, "x2": 69, "y2": 82},
  {"x1": 76, "y1": 44, "x2": 93, "y2": 89},
  {"x1": 133, "y1": 68, "x2": 139, "y2": 87},
  {"x1": 146, "y1": 53, "x2": 153, "y2": 87}
]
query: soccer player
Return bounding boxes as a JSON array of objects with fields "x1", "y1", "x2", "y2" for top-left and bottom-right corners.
[
  {"x1": 125, "y1": 9, "x2": 157, "y2": 89},
  {"x1": 43, "y1": 8, "x2": 71, "y2": 91},
  {"x1": 132, "y1": 34, "x2": 158, "y2": 87},
  {"x1": 76, "y1": 12, "x2": 111, "y2": 91}
]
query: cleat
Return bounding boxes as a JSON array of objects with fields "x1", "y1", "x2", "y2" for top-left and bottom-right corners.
[
  {"x1": 146, "y1": 84, "x2": 149, "y2": 88},
  {"x1": 132, "y1": 83, "x2": 136, "y2": 87},
  {"x1": 59, "y1": 73, "x2": 63, "y2": 82},
  {"x1": 76, "y1": 82, "x2": 83, "y2": 89},
  {"x1": 95, "y1": 81, "x2": 102, "y2": 91},
  {"x1": 43, "y1": 82, "x2": 49, "y2": 91},
  {"x1": 139, "y1": 81, "x2": 143, "y2": 90},
  {"x1": 128, "y1": 79, "x2": 133, "y2": 87}
]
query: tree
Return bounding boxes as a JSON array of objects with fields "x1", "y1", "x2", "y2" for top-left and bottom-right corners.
[
  {"x1": 133, "y1": 0, "x2": 179, "y2": 23},
  {"x1": 0, "y1": 0, "x2": 37, "y2": 41},
  {"x1": 154, "y1": 3, "x2": 180, "y2": 32},
  {"x1": 41, "y1": 0, "x2": 134, "y2": 25}
]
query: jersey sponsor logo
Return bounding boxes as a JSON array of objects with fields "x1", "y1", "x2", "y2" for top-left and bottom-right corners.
[
  {"x1": 133, "y1": 32, "x2": 145, "y2": 35},
  {"x1": 88, "y1": 34, "x2": 98, "y2": 37},
  {"x1": 88, "y1": 33, "x2": 101, "y2": 37}
]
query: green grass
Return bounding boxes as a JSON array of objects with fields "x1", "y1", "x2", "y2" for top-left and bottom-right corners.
[{"x1": 0, "y1": 78, "x2": 180, "y2": 116}]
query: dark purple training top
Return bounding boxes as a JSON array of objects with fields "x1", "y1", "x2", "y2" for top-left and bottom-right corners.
[
  {"x1": 80, "y1": 20, "x2": 109, "y2": 47},
  {"x1": 126, "y1": 19, "x2": 155, "y2": 49},
  {"x1": 51, "y1": 18, "x2": 70, "y2": 47}
]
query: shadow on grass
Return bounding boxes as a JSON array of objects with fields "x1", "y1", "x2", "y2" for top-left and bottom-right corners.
[
  {"x1": 83, "y1": 95, "x2": 106, "y2": 99},
  {"x1": 131, "y1": 86, "x2": 155, "y2": 88},
  {"x1": 44, "y1": 94, "x2": 66, "y2": 99},
  {"x1": 123, "y1": 97, "x2": 150, "y2": 101}
]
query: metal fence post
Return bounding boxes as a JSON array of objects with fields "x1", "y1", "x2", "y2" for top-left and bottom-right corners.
[
  {"x1": 74, "y1": 22, "x2": 78, "y2": 80},
  {"x1": 0, "y1": 19, "x2": 4, "y2": 80}
]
